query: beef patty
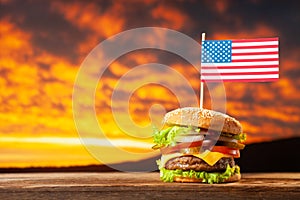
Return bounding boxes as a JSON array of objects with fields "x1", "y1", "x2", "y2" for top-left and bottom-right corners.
[{"x1": 165, "y1": 156, "x2": 235, "y2": 172}]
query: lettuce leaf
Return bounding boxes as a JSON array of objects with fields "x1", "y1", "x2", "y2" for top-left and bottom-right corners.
[
  {"x1": 152, "y1": 126, "x2": 198, "y2": 149},
  {"x1": 153, "y1": 126, "x2": 246, "y2": 149},
  {"x1": 158, "y1": 161, "x2": 240, "y2": 184}
]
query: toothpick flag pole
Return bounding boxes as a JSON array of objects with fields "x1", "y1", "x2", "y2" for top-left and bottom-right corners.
[{"x1": 200, "y1": 32, "x2": 206, "y2": 109}]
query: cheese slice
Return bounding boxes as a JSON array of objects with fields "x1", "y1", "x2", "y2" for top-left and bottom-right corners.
[{"x1": 161, "y1": 150, "x2": 230, "y2": 167}]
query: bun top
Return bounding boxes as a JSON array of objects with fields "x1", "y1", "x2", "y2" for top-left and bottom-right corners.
[{"x1": 163, "y1": 107, "x2": 242, "y2": 135}]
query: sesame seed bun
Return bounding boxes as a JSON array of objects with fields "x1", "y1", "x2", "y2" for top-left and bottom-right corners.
[{"x1": 163, "y1": 107, "x2": 242, "y2": 135}]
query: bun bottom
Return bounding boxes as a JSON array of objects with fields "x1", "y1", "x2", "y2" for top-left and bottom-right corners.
[{"x1": 173, "y1": 173, "x2": 241, "y2": 183}]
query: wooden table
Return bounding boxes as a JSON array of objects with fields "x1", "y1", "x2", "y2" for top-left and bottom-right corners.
[{"x1": 0, "y1": 172, "x2": 299, "y2": 199}]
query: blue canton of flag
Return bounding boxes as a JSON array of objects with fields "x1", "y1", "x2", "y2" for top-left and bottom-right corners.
[{"x1": 201, "y1": 40, "x2": 232, "y2": 63}]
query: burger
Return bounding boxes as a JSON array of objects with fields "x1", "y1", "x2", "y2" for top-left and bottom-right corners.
[{"x1": 152, "y1": 107, "x2": 246, "y2": 184}]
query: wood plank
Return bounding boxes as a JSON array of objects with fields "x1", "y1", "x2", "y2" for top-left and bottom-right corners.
[{"x1": 0, "y1": 172, "x2": 299, "y2": 200}]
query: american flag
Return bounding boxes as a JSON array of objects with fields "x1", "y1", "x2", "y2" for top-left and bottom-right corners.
[{"x1": 201, "y1": 37, "x2": 279, "y2": 82}]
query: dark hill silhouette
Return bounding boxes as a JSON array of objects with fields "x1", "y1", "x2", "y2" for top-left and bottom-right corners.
[
  {"x1": 0, "y1": 156, "x2": 160, "y2": 173},
  {"x1": 236, "y1": 137, "x2": 300, "y2": 172},
  {"x1": 1, "y1": 138, "x2": 299, "y2": 173}
]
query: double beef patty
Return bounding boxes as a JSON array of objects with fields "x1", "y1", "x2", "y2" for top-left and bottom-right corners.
[{"x1": 165, "y1": 156, "x2": 235, "y2": 172}]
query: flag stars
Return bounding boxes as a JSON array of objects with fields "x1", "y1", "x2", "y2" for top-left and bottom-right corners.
[{"x1": 201, "y1": 40, "x2": 232, "y2": 63}]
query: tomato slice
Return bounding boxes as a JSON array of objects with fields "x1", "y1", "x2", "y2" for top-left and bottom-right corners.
[
  {"x1": 160, "y1": 141, "x2": 203, "y2": 154},
  {"x1": 160, "y1": 142, "x2": 240, "y2": 158},
  {"x1": 211, "y1": 146, "x2": 240, "y2": 158}
]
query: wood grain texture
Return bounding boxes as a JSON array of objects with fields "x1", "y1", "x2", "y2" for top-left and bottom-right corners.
[{"x1": 0, "y1": 172, "x2": 299, "y2": 200}]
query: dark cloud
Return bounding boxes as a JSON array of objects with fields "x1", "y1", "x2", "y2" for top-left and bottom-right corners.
[{"x1": 0, "y1": 0, "x2": 86, "y2": 63}]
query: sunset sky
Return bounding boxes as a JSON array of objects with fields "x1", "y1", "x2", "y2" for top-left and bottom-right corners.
[{"x1": 0, "y1": 0, "x2": 299, "y2": 169}]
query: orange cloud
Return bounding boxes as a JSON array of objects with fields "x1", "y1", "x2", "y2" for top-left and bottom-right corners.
[
  {"x1": 0, "y1": 18, "x2": 77, "y2": 138},
  {"x1": 151, "y1": 4, "x2": 191, "y2": 30},
  {"x1": 211, "y1": 23, "x2": 278, "y2": 39},
  {"x1": 51, "y1": 1, "x2": 125, "y2": 58},
  {"x1": 126, "y1": 51, "x2": 158, "y2": 66},
  {"x1": 51, "y1": 2, "x2": 124, "y2": 36},
  {"x1": 204, "y1": 0, "x2": 230, "y2": 14},
  {"x1": 221, "y1": 79, "x2": 300, "y2": 144},
  {"x1": 0, "y1": 16, "x2": 157, "y2": 168},
  {"x1": 280, "y1": 50, "x2": 300, "y2": 71},
  {"x1": 0, "y1": 18, "x2": 33, "y2": 64}
]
